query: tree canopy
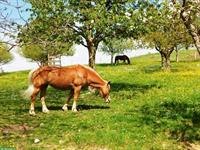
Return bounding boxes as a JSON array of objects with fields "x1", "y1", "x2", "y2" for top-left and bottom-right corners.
[
  {"x1": 19, "y1": 0, "x2": 145, "y2": 68},
  {"x1": 14, "y1": 0, "x2": 200, "y2": 70},
  {"x1": 20, "y1": 43, "x2": 74, "y2": 66},
  {"x1": 99, "y1": 38, "x2": 135, "y2": 64},
  {"x1": 172, "y1": 0, "x2": 200, "y2": 54}
]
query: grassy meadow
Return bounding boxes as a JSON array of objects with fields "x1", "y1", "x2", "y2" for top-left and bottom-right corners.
[{"x1": 1, "y1": 50, "x2": 200, "y2": 150}]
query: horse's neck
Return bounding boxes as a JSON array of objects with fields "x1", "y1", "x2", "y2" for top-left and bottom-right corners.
[{"x1": 87, "y1": 69, "x2": 105, "y2": 86}]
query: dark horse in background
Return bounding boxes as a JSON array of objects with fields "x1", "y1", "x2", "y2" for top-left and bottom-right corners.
[{"x1": 115, "y1": 55, "x2": 130, "y2": 65}]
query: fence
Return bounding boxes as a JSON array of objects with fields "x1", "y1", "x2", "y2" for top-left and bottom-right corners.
[{"x1": 48, "y1": 55, "x2": 62, "y2": 67}]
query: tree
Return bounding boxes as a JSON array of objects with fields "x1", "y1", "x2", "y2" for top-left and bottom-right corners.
[
  {"x1": 23, "y1": 0, "x2": 141, "y2": 68},
  {"x1": 0, "y1": 43, "x2": 13, "y2": 66},
  {"x1": 141, "y1": 1, "x2": 192, "y2": 71},
  {"x1": 18, "y1": 12, "x2": 75, "y2": 65},
  {"x1": 20, "y1": 43, "x2": 74, "y2": 66},
  {"x1": 174, "y1": 34, "x2": 192, "y2": 62},
  {"x1": 172, "y1": 0, "x2": 200, "y2": 54},
  {"x1": 99, "y1": 38, "x2": 135, "y2": 65}
]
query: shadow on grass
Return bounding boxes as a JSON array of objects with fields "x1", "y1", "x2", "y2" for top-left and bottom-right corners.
[
  {"x1": 35, "y1": 104, "x2": 110, "y2": 111},
  {"x1": 77, "y1": 104, "x2": 110, "y2": 110},
  {"x1": 0, "y1": 72, "x2": 11, "y2": 76},
  {"x1": 142, "y1": 64, "x2": 189, "y2": 73},
  {"x1": 142, "y1": 65, "x2": 162, "y2": 74},
  {"x1": 137, "y1": 101, "x2": 200, "y2": 142},
  {"x1": 97, "y1": 63, "x2": 131, "y2": 67},
  {"x1": 97, "y1": 63, "x2": 114, "y2": 67},
  {"x1": 111, "y1": 82, "x2": 159, "y2": 93}
]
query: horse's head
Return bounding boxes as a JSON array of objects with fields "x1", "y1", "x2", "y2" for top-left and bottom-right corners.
[{"x1": 99, "y1": 81, "x2": 111, "y2": 103}]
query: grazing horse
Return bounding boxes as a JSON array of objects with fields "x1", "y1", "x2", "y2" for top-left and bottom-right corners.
[
  {"x1": 23, "y1": 64, "x2": 111, "y2": 116},
  {"x1": 115, "y1": 55, "x2": 130, "y2": 64}
]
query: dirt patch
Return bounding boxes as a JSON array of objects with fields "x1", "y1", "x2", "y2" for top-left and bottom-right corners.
[
  {"x1": 183, "y1": 142, "x2": 200, "y2": 150},
  {"x1": 1, "y1": 124, "x2": 33, "y2": 139},
  {"x1": 0, "y1": 124, "x2": 33, "y2": 132}
]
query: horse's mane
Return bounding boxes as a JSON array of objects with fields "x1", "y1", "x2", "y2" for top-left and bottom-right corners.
[{"x1": 79, "y1": 65, "x2": 106, "y2": 84}]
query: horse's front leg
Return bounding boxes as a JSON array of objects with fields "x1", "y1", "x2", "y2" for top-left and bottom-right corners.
[
  {"x1": 40, "y1": 85, "x2": 49, "y2": 113},
  {"x1": 62, "y1": 89, "x2": 74, "y2": 111},
  {"x1": 72, "y1": 86, "x2": 81, "y2": 112}
]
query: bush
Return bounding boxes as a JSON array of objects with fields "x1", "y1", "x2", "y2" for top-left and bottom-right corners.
[{"x1": 0, "y1": 43, "x2": 13, "y2": 66}]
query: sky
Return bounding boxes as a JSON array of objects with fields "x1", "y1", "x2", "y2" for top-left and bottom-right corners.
[
  {"x1": 0, "y1": 0, "x2": 31, "y2": 24},
  {"x1": 0, "y1": 0, "x2": 31, "y2": 43}
]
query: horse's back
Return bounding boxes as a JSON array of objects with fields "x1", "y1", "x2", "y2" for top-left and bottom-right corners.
[
  {"x1": 31, "y1": 65, "x2": 92, "y2": 89},
  {"x1": 49, "y1": 65, "x2": 89, "y2": 88},
  {"x1": 47, "y1": 65, "x2": 84, "y2": 88}
]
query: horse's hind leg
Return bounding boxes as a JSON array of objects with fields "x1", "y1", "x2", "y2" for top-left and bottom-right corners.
[
  {"x1": 40, "y1": 85, "x2": 49, "y2": 113},
  {"x1": 114, "y1": 58, "x2": 117, "y2": 65},
  {"x1": 62, "y1": 89, "x2": 74, "y2": 111},
  {"x1": 72, "y1": 86, "x2": 81, "y2": 112},
  {"x1": 29, "y1": 87, "x2": 40, "y2": 116}
]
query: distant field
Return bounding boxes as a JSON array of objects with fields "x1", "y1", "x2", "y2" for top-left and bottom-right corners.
[{"x1": 1, "y1": 50, "x2": 200, "y2": 150}]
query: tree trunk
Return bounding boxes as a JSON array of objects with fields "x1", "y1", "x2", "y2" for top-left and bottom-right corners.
[
  {"x1": 164, "y1": 56, "x2": 171, "y2": 71},
  {"x1": 111, "y1": 54, "x2": 114, "y2": 65},
  {"x1": 86, "y1": 34, "x2": 98, "y2": 69},
  {"x1": 180, "y1": 2, "x2": 200, "y2": 55},
  {"x1": 175, "y1": 47, "x2": 179, "y2": 62},
  {"x1": 159, "y1": 51, "x2": 172, "y2": 71},
  {"x1": 160, "y1": 52, "x2": 165, "y2": 69},
  {"x1": 183, "y1": 20, "x2": 200, "y2": 55},
  {"x1": 157, "y1": 46, "x2": 174, "y2": 71},
  {"x1": 87, "y1": 44, "x2": 96, "y2": 69}
]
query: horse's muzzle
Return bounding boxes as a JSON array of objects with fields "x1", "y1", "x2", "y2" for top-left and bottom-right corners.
[{"x1": 105, "y1": 96, "x2": 111, "y2": 103}]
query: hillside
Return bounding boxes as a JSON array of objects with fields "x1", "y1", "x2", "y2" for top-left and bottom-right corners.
[{"x1": 1, "y1": 50, "x2": 200, "y2": 150}]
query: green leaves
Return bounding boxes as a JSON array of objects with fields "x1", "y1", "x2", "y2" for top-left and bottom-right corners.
[
  {"x1": 18, "y1": 1, "x2": 75, "y2": 64},
  {"x1": 99, "y1": 38, "x2": 135, "y2": 55},
  {"x1": 20, "y1": 43, "x2": 74, "y2": 65},
  {"x1": 0, "y1": 43, "x2": 13, "y2": 66},
  {"x1": 19, "y1": 0, "x2": 152, "y2": 68}
]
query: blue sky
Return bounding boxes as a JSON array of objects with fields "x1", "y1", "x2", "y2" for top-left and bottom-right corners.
[
  {"x1": 0, "y1": 0, "x2": 31, "y2": 25},
  {"x1": 0, "y1": 0, "x2": 31, "y2": 42}
]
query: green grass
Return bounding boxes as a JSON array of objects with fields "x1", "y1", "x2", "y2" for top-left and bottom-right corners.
[{"x1": 1, "y1": 50, "x2": 200, "y2": 150}]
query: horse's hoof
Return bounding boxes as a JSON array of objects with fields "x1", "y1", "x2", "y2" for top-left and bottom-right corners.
[
  {"x1": 62, "y1": 105, "x2": 68, "y2": 111},
  {"x1": 42, "y1": 109, "x2": 49, "y2": 114},
  {"x1": 72, "y1": 108, "x2": 78, "y2": 112},
  {"x1": 62, "y1": 107, "x2": 68, "y2": 111},
  {"x1": 29, "y1": 110, "x2": 36, "y2": 116}
]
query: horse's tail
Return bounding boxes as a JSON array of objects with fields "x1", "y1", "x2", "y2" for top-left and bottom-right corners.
[{"x1": 22, "y1": 69, "x2": 36, "y2": 99}]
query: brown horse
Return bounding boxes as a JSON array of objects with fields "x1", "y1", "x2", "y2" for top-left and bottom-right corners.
[
  {"x1": 115, "y1": 55, "x2": 130, "y2": 64},
  {"x1": 23, "y1": 64, "x2": 111, "y2": 115}
]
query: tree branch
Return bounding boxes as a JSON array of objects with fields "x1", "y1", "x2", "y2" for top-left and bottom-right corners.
[{"x1": 0, "y1": 41, "x2": 17, "y2": 51}]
